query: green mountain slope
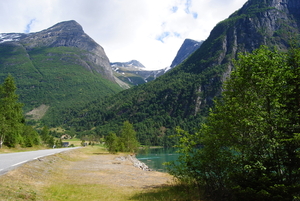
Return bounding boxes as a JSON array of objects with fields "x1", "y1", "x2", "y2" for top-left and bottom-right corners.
[
  {"x1": 62, "y1": 0, "x2": 300, "y2": 146},
  {"x1": 0, "y1": 21, "x2": 123, "y2": 124}
]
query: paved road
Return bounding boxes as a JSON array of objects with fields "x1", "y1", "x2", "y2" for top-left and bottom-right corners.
[{"x1": 0, "y1": 147, "x2": 80, "y2": 175}]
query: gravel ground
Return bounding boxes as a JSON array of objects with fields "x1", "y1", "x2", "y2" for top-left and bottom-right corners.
[{"x1": 0, "y1": 148, "x2": 173, "y2": 193}]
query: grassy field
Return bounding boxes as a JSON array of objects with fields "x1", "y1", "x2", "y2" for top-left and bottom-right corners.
[{"x1": 0, "y1": 145, "x2": 202, "y2": 201}]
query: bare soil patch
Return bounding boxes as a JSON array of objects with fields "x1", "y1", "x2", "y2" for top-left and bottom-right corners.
[
  {"x1": 65, "y1": 153, "x2": 172, "y2": 189},
  {"x1": 25, "y1": 104, "x2": 50, "y2": 120}
]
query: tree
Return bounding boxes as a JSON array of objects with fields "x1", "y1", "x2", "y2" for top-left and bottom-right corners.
[
  {"x1": 41, "y1": 126, "x2": 49, "y2": 143},
  {"x1": 168, "y1": 46, "x2": 300, "y2": 200},
  {"x1": 0, "y1": 74, "x2": 24, "y2": 148},
  {"x1": 119, "y1": 121, "x2": 139, "y2": 153},
  {"x1": 22, "y1": 125, "x2": 41, "y2": 147},
  {"x1": 40, "y1": 125, "x2": 54, "y2": 147},
  {"x1": 105, "y1": 132, "x2": 119, "y2": 154}
]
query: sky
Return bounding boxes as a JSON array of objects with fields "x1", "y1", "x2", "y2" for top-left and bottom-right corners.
[{"x1": 0, "y1": 0, "x2": 248, "y2": 70}]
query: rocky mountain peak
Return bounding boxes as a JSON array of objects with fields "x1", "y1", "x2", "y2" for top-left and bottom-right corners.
[
  {"x1": 170, "y1": 38, "x2": 203, "y2": 68},
  {"x1": 111, "y1": 60, "x2": 145, "y2": 69},
  {"x1": 239, "y1": 0, "x2": 300, "y2": 15},
  {"x1": 22, "y1": 20, "x2": 98, "y2": 51},
  {"x1": 11, "y1": 20, "x2": 116, "y2": 82},
  {"x1": 47, "y1": 20, "x2": 84, "y2": 34}
]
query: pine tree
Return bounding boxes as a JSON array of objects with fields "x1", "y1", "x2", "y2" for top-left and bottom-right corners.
[{"x1": 0, "y1": 74, "x2": 24, "y2": 148}]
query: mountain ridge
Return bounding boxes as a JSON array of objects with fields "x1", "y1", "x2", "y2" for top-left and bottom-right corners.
[{"x1": 0, "y1": 20, "x2": 124, "y2": 122}]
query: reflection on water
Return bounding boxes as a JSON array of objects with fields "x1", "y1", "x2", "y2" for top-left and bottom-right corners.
[{"x1": 136, "y1": 147, "x2": 179, "y2": 172}]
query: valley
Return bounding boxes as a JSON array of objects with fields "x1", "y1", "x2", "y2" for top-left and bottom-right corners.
[{"x1": 0, "y1": 0, "x2": 300, "y2": 200}]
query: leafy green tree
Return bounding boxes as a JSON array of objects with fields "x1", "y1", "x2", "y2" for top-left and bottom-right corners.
[
  {"x1": 55, "y1": 138, "x2": 63, "y2": 148},
  {"x1": 168, "y1": 46, "x2": 300, "y2": 200},
  {"x1": 105, "y1": 132, "x2": 119, "y2": 154},
  {"x1": 41, "y1": 126, "x2": 49, "y2": 143},
  {"x1": 22, "y1": 125, "x2": 41, "y2": 147},
  {"x1": 46, "y1": 135, "x2": 55, "y2": 148},
  {"x1": 40, "y1": 125, "x2": 54, "y2": 147},
  {"x1": 0, "y1": 74, "x2": 24, "y2": 148},
  {"x1": 119, "y1": 121, "x2": 139, "y2": 152}
]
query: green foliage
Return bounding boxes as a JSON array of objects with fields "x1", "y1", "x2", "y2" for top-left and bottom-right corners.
[
  {"x1": 168, "y1": 46, "x2": 300, "y2": 200},
  {"x1": 104, "y1": 121, "x2": 139, "y2": 153},
  {"x1": 62, "y1": 71, "x2": 205, "y2": 147},
  {"x1": 0, "y1": 74, "x2": 41, "y2": 148},
  {"x1": 119, "y1": 121, "x2": 139, "y2": 153},
  {"x1": 40, "y1": 125, "x2": 54, "y2": 147},
  {"x1": 41, "y1": 126, "x2": 49, "y2": 142},
  {"x1": 105, "y1": 132, "x2": 119, "y2": 154},
  {"x1": 0, "y1": 75, "x2": 25, "y2": 147},
  {"x1": 22, "y1": 125, "x2": 41, "y2": 147}
]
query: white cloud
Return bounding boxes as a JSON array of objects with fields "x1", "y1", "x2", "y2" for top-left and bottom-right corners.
[{"x1": 0, "y1": 0, "x2": 247, "y2": 70}]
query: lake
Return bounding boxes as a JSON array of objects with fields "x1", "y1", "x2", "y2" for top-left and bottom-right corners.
[{"x1": 136, "y1": 147, "x2": 179, "y2": 172}]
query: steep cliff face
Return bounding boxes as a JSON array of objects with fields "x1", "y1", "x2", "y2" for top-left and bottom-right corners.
[{"x1": 173, "y1": 0, "x2": 300, "y2": 107}]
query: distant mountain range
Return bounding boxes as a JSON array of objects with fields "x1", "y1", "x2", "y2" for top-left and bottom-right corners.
[
  {"x1": 110, "y1": 60, "x2": 165, "y2": 85},
  {"x1": 110, "y1": 39, "x2": 203, "y2": 86},
  {"x1": 61, "y1": 0, "x2": 300, "y2": 146}
]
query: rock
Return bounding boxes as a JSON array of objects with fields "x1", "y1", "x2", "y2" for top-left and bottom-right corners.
[
  {"x1": 170, "y1": 38, "x2": 203, "y2": 68},
  {"x1": 115, "y1": 155, "x2": 151, "y2": 171}
]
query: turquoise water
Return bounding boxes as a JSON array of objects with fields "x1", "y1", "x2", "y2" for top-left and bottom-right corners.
[{"x1": 136, "y1": 147, "x2": 179, "y2": 172}]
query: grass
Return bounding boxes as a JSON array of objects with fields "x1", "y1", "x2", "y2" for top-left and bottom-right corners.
[
  {"x1": 61, "y1": 138, "x2": 82, "y2": 146},
  {"x1": 132, "y1": 184, "x2": 202, "y2": 201},
  {"x1": 43, "y1": 183, "x2": 136, "y2": 201},
  {"x1": 0, "y1": 145, "x2": 47, "y2": 154},
  {"x1": 0, "y1": 145, "x2": 203, "y2": 201}
]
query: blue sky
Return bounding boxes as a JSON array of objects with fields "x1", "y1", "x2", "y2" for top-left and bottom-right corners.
[{"x1": 0, "y1": 0, "x2": 247, "y2": 70}]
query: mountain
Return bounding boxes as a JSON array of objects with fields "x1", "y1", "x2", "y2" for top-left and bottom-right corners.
[
  {"x1": 59, "y1": 0, "x2": 300, "y2": 145},
  {"x1": 111, "y1": 60, "x2": 167, "y2": 86},
  {"x1": 111, "y1": 60, "x2": 145, "y2": 68},
  {"x1": 170, "y1": 39, "x2": 203, "y2": 68},
  {"x1": 110, "y1": 38, "x2": 203, "y2": 86},
  {"x1": 0, "y1": 20, "x2": 124, "y2": 122}
]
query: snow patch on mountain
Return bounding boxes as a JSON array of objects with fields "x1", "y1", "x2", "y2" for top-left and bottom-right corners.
[{"x1": 0, "y1": 33, "x2": 24, "y2": 43}]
